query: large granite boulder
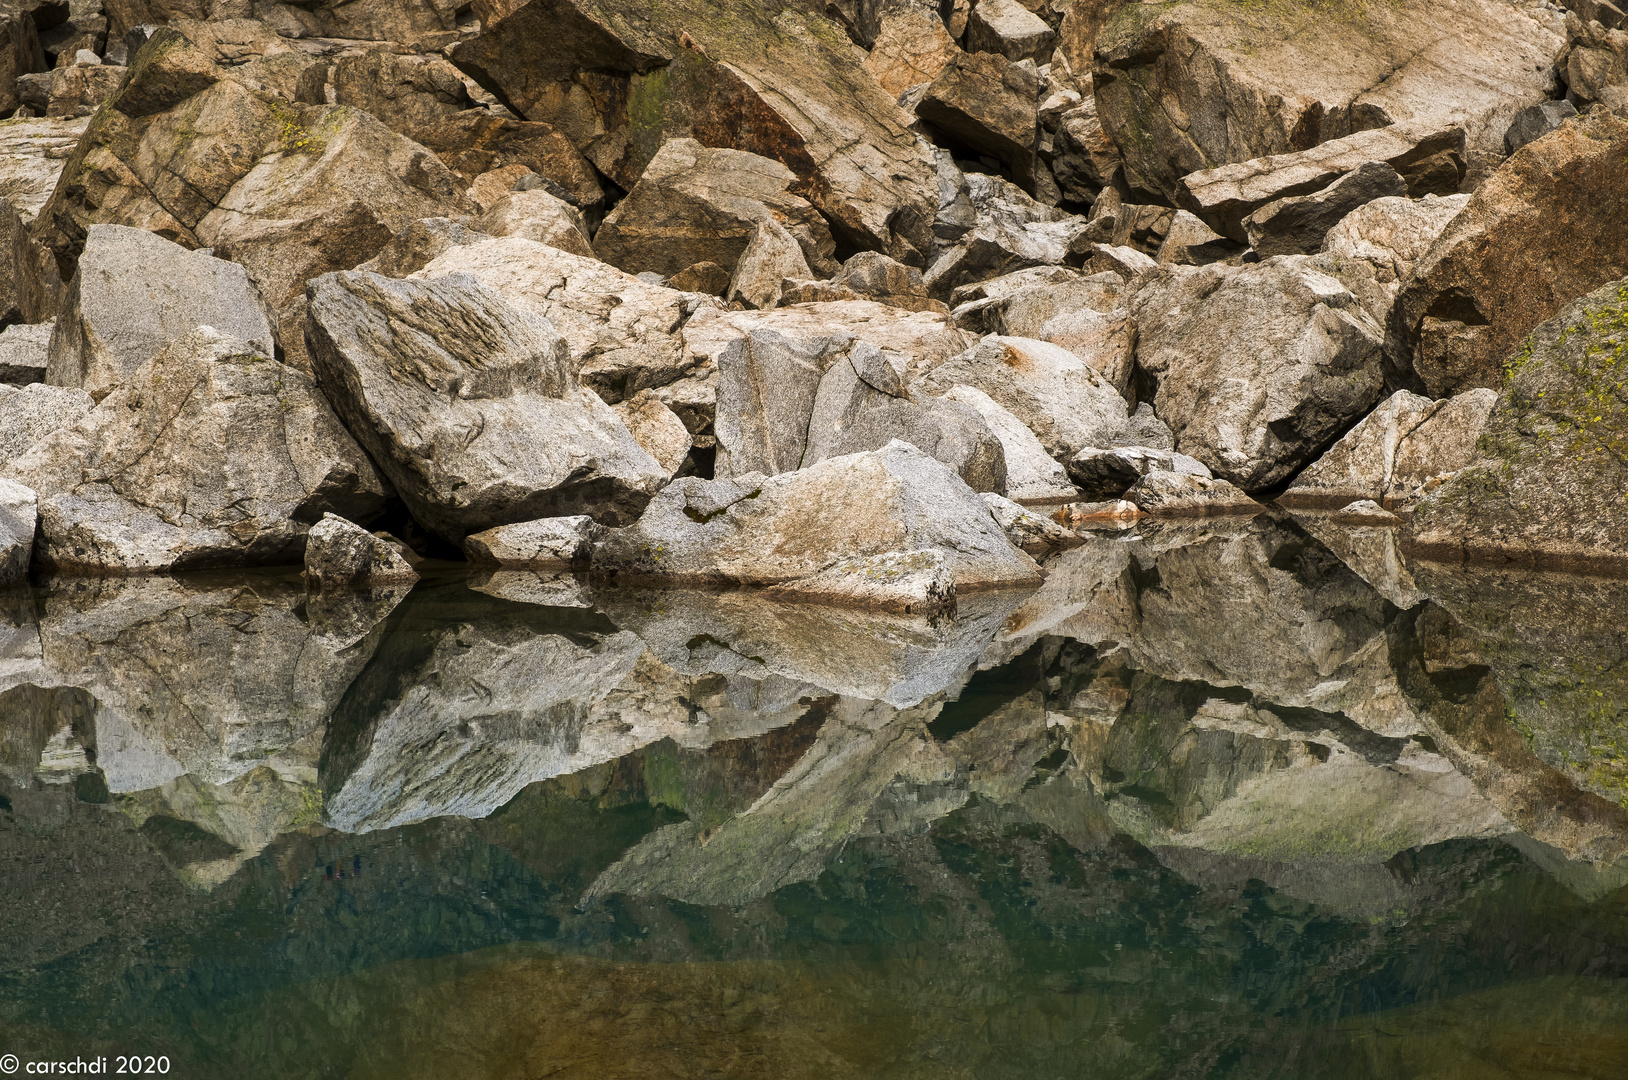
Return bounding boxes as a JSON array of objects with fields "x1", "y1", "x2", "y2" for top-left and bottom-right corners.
[
  {"x1": 1128, "y1": 257, "x2": 1386, "y2": 491},
  {"x1": 593, "y1": 440, "x2": 1041, "y2": 610},
  {"x1": 1090, "y1": 0, "x2": 1562, "y2": 204},
  {"x1": 0, "y1": 383, "x2": 94, "y2": 461},
  {"x1": 714, "y1": 330, "x2": 1007, "y2": 493},
  {"x1": 1406, "y1": 278, "x2": 1628, "y2": 571},
  {"x1": 914, "y1": 335, "x2": 1156, "y2": 462},
  {"x1": 1320, "y1": 193, "x2": 1471, "y2": 287},
  {"x1": 450, "y1": 0, "x2": 938, "y2": 265},
  {"x1": 412, "y1": 111, "x2": 606, "y2": 218},
  {"x1": 1244, "y1": 161, "x2": 1407, "y2": 258},
  {"x1": 2, "y1": 328, "x2": 389, "y2": 572},
  {"x1": 475, "y1": 188, "x2": 594, "y2": 257},
  {"x1": 864, "y1": 3, "x2": 957, "y2": 96},
  {"x1": 939, "y1": 383, "x2": 1077, "y2": 502},
  {"x1": 413, "y1": 237, "x2": 721, "y2": 403},
  {"x1": 304, "y1": 271, "x2": 666, "y2": 542},
  {"x1": 915, "y1": 49, "x2": 1042, "y2": 191},
  {"x1": 1390, "y1": 108, "x2": 1628, "y2": 397},
  {"x1": 1281, "y1": 388, "x2": 1497, "y2": 509},
  {"x1": 46, "y1": 225, "x2": 276, "y2": 402},
  {"x1": 0, "y1": 117, "x2": 86, "y2": 226},
  {"x1": 0, "y1": 479, "x2": 35, "y2": 586},
  {"x1": 592, "y1": 139, "x2": 835, "y2": 279}
]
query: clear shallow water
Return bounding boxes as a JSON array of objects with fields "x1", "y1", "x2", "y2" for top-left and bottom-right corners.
[{"x1": 1, "y1": 511, "x2": 1626, "y2": 1079}]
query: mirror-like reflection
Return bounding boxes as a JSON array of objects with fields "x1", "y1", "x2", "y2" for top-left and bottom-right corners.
[{"x1": 2, "y1": 511, "x2": 1626, "y2": 1079}]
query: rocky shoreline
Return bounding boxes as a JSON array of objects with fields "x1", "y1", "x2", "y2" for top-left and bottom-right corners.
[{"x1": 1, "y1": 0, "x2": 1626, "y2": 610}]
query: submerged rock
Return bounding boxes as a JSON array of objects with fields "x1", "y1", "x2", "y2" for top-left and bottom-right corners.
[
  {"x1": 305, "y1": 271, "x2": 666, "y2": 543},
  {"x1": 4, "y1": 329, "x2": 389, "y2": 573}
]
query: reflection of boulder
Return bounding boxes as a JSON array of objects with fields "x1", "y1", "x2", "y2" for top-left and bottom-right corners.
[{"x1": 320, "y1": 585, "x2": 658, "y2": 832}]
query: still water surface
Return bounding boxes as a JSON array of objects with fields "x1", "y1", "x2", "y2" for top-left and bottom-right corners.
[{"x1": 2, "y1": 512, "x2": 1626, "y2": 1079}]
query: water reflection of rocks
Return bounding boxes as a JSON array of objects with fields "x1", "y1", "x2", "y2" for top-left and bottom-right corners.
[{"x1": 3, "y1": 510, "x2": 1626, "y2": 908}]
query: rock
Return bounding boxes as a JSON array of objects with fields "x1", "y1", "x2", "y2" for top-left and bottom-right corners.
[
  {"x1": 0, "y1": 323, "x2": 54, "y2": 386},
  {"x1": 613, "y1": 390, "x2": 693, "y2": 476},
  {"x1": 939, "y1": 383, "x2": 1077, "y2": 501},
  {"x1": 593, "y1": 139, "x2": 834, "y2": 280},
  {"x1": 0, "y1": 116, "x2": 89, "y2": 225},
  {"x1": 915, "y1": 50, "x2": 1041, "y2": 190},
  {"x1": 864, "y1": 4, "x2": 957, "y2": 96},
  {"x1": 1504, "y1": 99, "x2": 1579, "y2": 154},
  {"x1": 1049, "y1": 97, "x2": 1122, "y2": 205},
  {"x1": 2, "y1": 201, "x2": 63, "y2": 331},
  {"x1": 0, "y1": 383, "x2": 94, "y2": 460},
  {"x1": 981, "y1": 491, "x2": 1076, "y2": 554},
  {"x1": 328, "y1": 50, "x2": 471, "y2": 139},
  {"x1": 1244, "y1": 161, "x2": 1407, "y2": 258},
  {"x1": 714, "y1": 330, "x2": 1007, "y2": 493},
  {"x1": 1129, "y1": 256, "x2": 1386, "y2": 491},
  {"x1": 1128, "y1": 470, "x2": 1262, "y2": 516},
  {"x1": 966, "y1": 0, "x2": 1057, "y2": 62},
  {"x1": 462, "y1": 515, "x2": 604, "y2": 567},
  {"x1": 412, "y1": 111, "x2": 606, "y2": 219},
  {"x1": 1177, "y1": 126, "x2": 1468, "y2": 243},
  {"x1": 727, "y1": 218, "x2": 813, "y2": 311},
  {"x1": 592, "y1": 440, "x2": 1041, "y2": 609},
  {"x1": 932, "y1": 148, "x2": 978, "y2": 244},
  {"x1": 450, "y1": 0, "x2": 938, "y2": 265},
  {"x1": 306, "y1": 271, "x2": 666, "y2": 542},
  {"x1": 41, "y1": 62, "x2": 128, "y2": 118},
  {"x1": 1405, "y1": 278, "x2": 1628, "y2": 571},
  {"x1": 2, "y1": 328, "x2": 389, "y2": 572},
  {"x1": 0, "y1": 9, "x2": 46, "y2": 117},
  {"x1": 1066, "y1": 445, "x2": 1212, "y2": 500},
  {"x1": 1390, "y1": 108, "x2": 1628, "y2": 397},
  {"x1": 355, "y1": 217, "x2": 494, "y2": 278},
  {"x1": 1330, "y1": 499, "x2": 1402, "y2": 526},
  {"x1": 1280, "y1": 388, "x2": 1498, "y2": 509},
  {"x1": 781, "y1": 251, "x2": 943, "y2": 313},
  {"x1": 1156, "y1": 210, "x2": 1234, "y2": 265},
  {"x1": 1562, "y1": 12, "x2": 1628, "y2": 108},
  {"x1": 45, "y1": 225, "x2": 276, "y2": 402},
  {"x1": 914, "y1": 335, "x2": 1154, "y2": 462},
  {"x1": 923, "y1": 192, "x2": 1089, "y2": 299},
  {"x1": 1052, "y1": 498, "x2": 1138, "y2": 527},
  {"x1": 1320, "y1": 193, "x2": 1471, "y2": 285},
  {"x1": 1091, "y1": 0, "x2": 1561, "y2": 205},
  {"x1": 305, "y1": 513, "x2": 419, "y2": 588},
  {"x1": 475, "y1": 188, "x2": 594, "y2": 257},
  {"x1": 0, "y1": 479, "x2": 35, "y2": 586}
]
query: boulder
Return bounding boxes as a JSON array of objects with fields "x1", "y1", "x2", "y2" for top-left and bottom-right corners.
[
  {"x1": 1504, "y1": 99, "x2": 1579, "y2": 154},
  {"x1": 1320, "y1": 193, "x2": 1471, "y2": 286},
  {"x1": 0, "y1": 479, "x2": 35, "y2": 586},
  {"x1": 592, "y1": 440, "x2": 1042, "y2": 609},
  {"x1": 914, "y1": 50, "x2": 1041, "y2": 190},
  {"x1": 1329, "y1": 499, "x2": 1402, "y2": 526},
  {"x1": 0, "y1": 323, "x2": 54, "y2": 387},
  {"x1": 355, "y1": 217, "x2": 494, "y2": 278},
  {"x1": 0, "y1": 9, "x2": 46, "y2": 118},
  {"x1": 981, "y1": 491, "x2": 1076, "y2": 554},
  {"x1": 864, "y1": 4, "x2": 957, "y2": 96},
  {"x1": 2, "y1": 328, "x2": 389, "y2": 573},
  {"x1": 450, "y1": 0, "x2": 939, "y2": 265},
  {"x1": 1129, "y1": 256, "x2": 1386, "y2": 491},
  {"x1": 1244, "y1": 161, "x2": 1407, "y2": 258},
  {"x1": 780, "y1": 251, "x2": 943, "y2": 313},
  {"x1": 2, "y1": 200, "x2": 64, "y2": 329},
  {"x1": 914, "y1": 335, "x2": 1155, "y2": 461},
  {"x1": 475, "y1": 188, "x2": 594, "y2": 257},
  {"x1": 1156, "y1": 210, "x2": 1234, "y2": 265},
  {"x1": 304, "y1": 271, "x2": 666, "y2": 542},
  {"x1": 1090, "y1": 0, "x2": 1562, "y2": 204},
  {"x1": 727, "y1": 218, "x2": 814, "y2": 310},
  {"x1": 305, "y1": 513, "x2": 420, "y2": 588},
  {"x1": 462, "y1": 515, "x2": 604, "y2": 567},
  {"x1": 593, "y1": 139, "x2": 834, "y2": 280},
  {"x1": 328, "y1": 50, "x2": 471, "y2": 138},
  {"x1": 1562, "y1": 12, "x2": 1628, "y2": 108},
  {"x1": 966, "y1": 0, "x2": 1057, "y2": 62},
  {"x1": 1127, "y1": 466, "x2": 1262, "y2": 516},
  {"x1": 45, "y1": 225, "x2": 276, "y2": 401},
  {"x1": 923, "y1": 173, "x2": 1089, "y2": 299},
  {"x1": 714, "y1": 329, "x2": 1007, "y2": 493},
  {"x1": 412, "y1": 111, "x2": 606, "y2": 219},
  {"x1": 1067, "y1": 445, "x2": 1212, "y2": 500},
  {"x1": 939, "y1": 383, "x2": 1077, "y2": 501},
  {"x1": 1405, "y1": 278, "x2": 1628, "y2": 571},
  {"x1": 1280, "y1": 388, "x2": 1498, "y2": 509},
  {"x1": 1390, "y1": 108, "x2": 1628, "y2": 397},
  {"x1": 412, "y1": 237, "x2": 720, "y2": 402},
  {"x1": 1177, "y1": 126, "x2": 1468, "y2": 242},
  {"x1": 40, "y1": 61, "x2": 128, "y2": 119},
  {"x1": 0, "y1": 116, "x2": 86, "y2": 226},
  {"x1": 613, "y1": 390, "x2": 693, "y2": 476},
  {"x1": 0, "y1": 383, "x2": 94, "y2": 460}
]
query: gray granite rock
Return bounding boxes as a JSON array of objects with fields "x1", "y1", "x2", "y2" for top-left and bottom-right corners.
[
  {"x1": 1244, "y1": 161, "x2": 1408, "y2": 258},
  {"x1": 0, "y1": 479, "x2": 35, "y2": 585},
  {"x1": 0, "y1": 383, "x2": 93, "y2": 461},
  {"x1": 0, "y1": 322, "x2": 54, "y2": 386},
  {"x1": 1126, "y1": 472, "x2": 1263, "y2": 516},
  {"x1": 1067, "y1": 445, "x2": 1212, "y2": 500},
  {"x1": 463, "y1": 515, "x2": 604, "y2": 568},
  {"x1": 305, "y1": 513, "x2": 420, "y2": 588},
  {"x1": 939, "y1": 383, "x2": 1077, "y2": 502}
]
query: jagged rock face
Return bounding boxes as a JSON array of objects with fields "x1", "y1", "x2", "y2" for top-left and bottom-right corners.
[
  {"x1": 0, "y1": 479, "x2": 35, "y2": 586},
  {"x1": 1130, "y1": 256, "x2": 1386, "y2": 492},
  {"x1": 412, "y1": 112, "x2": 606, "y2": 218},
  {"x1": 592, "y1": 138, "x2": 835, "y2": 280},
  {"x1": 922, "y1": 173, "x2": 1089, "y2": 299},
  {"x1": 1390, "y1": 108, "x2": 1628, "y2": 398},
  {"x1": 0, "y1": 9, "x2": 46, "y2": 116},
  {"x1": 915, "y1": 335, "x2": 1151, "y2": 463},
  {"x1": 0, "y1": 383, "x2": 94, "y2": 461},
  {"x1": 1, "y1": 200, "x2": 64, "y2": 329},
  {"x1": 1244, "y1": 161, "x2": 1407, "y2": 258},
  {"x1": 414, "y1": 237, "x2": 721, "y2": 403},
  {"x1": 305, "y1": 513, "x2": 419, "y2": 588},
  {"x1": 450, "y1": 0, "x2": 938, "y2": 266},
  {"x1": 593, "y1": 441, "x2": 1040, "y2": 609},
  {"x1": 940, "y1": 383, "x2": 1076, "y2": 502},
  {"x1": 1090, "y1": 0, "x2": 1562, "y2": 204},
  {"x1": 1320, "y1": 193, "x2": 1471, "y2": 285},
  {"x1": 46, "y1": 225, "x2": 277, "y2": 402},
  {"x1": 714, "y1": 330, "x2": 1007, "y2": 494},
  {"x1": 305, "y1": 271, "x2": 666, "y2": 542},
  {"x1": 328, "y1": 50, "x2": 472, "y2": 138},
  {"x1": 864, "y1": 3, "x2": 956, "y2": 96},
  {"x1": 915, "y1": 50, "x2": 1041, "y2": 190},
  {"x1": 3, "y1": 328, "x2": 389, "y2": 572},
  {"x1": 1407, "y1": 278, "x2": 1628, "y2": 570},
  {"x1": 1282, "y1": 388, "x2": 1497, "y2": 509}
]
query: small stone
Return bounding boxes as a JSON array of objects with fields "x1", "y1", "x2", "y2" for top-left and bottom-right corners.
[
  {"x1": 305, "y1": 513, "x2": 420, "y2": 588},
  {"x1": 1125, "y1": 472, "x2": 1263, "y2": 516},
  {"x1": 463, "y1": 516, "x2": 605, "y2": 568},
  {"x1": 982, "y1": 491, "x2": 1078, "y2": 555},
  {"x1": 1331, "y1": 499, "x2": 1403, "y2": 526}
]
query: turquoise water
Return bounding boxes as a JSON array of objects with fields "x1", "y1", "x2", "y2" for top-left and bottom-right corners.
[{"x1": 1, "y1": 512, "x2": 1625, "y2": 1079}]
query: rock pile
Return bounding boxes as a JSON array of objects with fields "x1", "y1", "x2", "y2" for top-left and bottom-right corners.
[{"x1": 0, "y1": 0, "x2": 1621, "y2": 600}]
